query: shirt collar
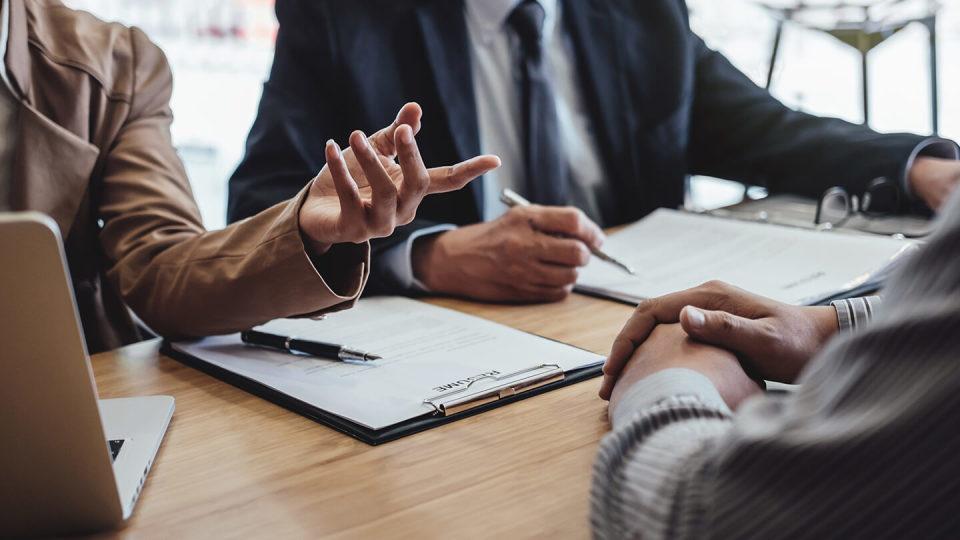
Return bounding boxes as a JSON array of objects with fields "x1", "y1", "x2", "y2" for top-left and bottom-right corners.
[{"x1": 465, "y1": 0, "x2": 558, "y2": 46}]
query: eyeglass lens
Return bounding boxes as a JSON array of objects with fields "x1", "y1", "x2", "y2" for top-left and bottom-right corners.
[{"x1": 816, "y1": 188, "x2": 851, "y2": 226}]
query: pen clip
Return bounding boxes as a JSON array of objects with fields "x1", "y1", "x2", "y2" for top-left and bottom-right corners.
[{"x1": 422, "y1": 364, "x2": 565, "y2": 416}]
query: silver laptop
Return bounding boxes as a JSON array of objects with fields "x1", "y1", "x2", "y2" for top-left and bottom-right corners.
[{"x1": 0, "y1": 212, "x2": 174, "y2": 537}]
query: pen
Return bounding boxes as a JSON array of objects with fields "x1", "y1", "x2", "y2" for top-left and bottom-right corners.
[
  {"x1": 499, "y1": 188, "x2": 637, "y2": 276},
  {"x1": 241, "y1": 329, "x2": 383, "y2": 362}
]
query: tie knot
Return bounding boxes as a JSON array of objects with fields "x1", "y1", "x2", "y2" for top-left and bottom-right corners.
[{"x1": 507, "y1": 0, "x2": 546, "y2": 53}]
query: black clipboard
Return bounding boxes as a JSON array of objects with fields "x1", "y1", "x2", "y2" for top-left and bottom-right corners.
[{"x1": 161, "y1": 341, "x2": 603, "y2": 446}]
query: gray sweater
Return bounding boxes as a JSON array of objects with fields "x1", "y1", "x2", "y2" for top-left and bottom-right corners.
[{"x1": 591, "y1": 191, "x2": 960, "y2": 539}]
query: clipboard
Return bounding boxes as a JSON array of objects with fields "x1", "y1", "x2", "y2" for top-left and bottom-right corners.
[{"x1": 161, "y1": 342, "x2": 602, "y2": 446}]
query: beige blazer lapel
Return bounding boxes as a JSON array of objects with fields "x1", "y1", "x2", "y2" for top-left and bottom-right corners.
[{"x1": 9, "y1": 103, "x2": 98, "y2": 236}]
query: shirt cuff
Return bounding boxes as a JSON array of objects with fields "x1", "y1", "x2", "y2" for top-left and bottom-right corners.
[
  {"x1": 377, "y1": 224, "x2": 457, "y2": 292},
  {"x1": 830, "y1": 296, "x2": 882, "y2": 332},
  {"x1": 902, "y1": 138, "x2": 960, "y2": 200},
  {"x1": 611, "y1": 368, "x2": 731, "y2": 429}
]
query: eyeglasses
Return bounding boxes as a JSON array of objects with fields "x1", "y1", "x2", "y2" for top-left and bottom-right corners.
[{"x1": 814, "y1": 177, "x2": 902, "y2": 231}]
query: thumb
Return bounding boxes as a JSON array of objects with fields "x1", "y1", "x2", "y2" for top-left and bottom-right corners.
[{"x1": 680, "y1": 306, "x2": 767, "y2": 359}]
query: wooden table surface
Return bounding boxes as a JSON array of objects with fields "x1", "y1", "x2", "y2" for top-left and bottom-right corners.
[{"x1": 89, "y1": 294, "x2": 635, "y2": 539}]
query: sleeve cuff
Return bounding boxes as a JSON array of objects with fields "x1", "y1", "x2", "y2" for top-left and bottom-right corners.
[
  {"x1": 903, "y1": 138, "x2": 960, "y2": 199},
  {"x1": 611, "y1": 368, "x2": 731, "y2": 429},
  {"x1": 830, "y1": 296, "x2": 882, "y2": 332},
  {"x1": 289, "y1": 185, "x2": 371, "y2": 317},
  {"x1": 376, "y1": 224, "x2": 457, "y2": 292}
]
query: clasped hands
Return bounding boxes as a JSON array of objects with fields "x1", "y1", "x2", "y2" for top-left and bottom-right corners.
[{"x1": 600, "y1": 280, "x2": 841, "y2": 412}]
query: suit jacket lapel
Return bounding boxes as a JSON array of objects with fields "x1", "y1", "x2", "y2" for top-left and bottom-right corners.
[
  {"x1": 563, "y1": 0, "x2": 642, "y2": 223},
  {"x1": 415, "y1": 0, "x2": 485, "y2": 218},
  {"x1": 9, "y1": 104, "x2": 98, "y2": 236}
]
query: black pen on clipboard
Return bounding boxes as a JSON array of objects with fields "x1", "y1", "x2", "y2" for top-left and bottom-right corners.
[{"x1": 241, "y1": 329, "x2": 382, "y2": 362}]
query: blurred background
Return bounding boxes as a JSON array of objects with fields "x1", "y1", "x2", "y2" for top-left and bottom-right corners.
[{"x1": 64, "y1": 0, "x2": 960, "y2": 228}]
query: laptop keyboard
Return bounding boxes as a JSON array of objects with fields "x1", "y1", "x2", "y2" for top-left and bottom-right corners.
[{"x1": 109, "y1": 439, "x2": 125, "y2": 462}]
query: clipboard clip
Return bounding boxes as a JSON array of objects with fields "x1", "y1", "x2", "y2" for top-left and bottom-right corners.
[{"x1": 423, "y1": 364, "x2": 565, "y2": 416}]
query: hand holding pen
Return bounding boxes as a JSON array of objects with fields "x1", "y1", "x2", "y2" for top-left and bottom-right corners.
[
  {"x1": 409, "y1": 188, "x2": 619, "y2": 302},
  {"x1": 500, "y1": 189, "x2": 636, "y2": 276}
]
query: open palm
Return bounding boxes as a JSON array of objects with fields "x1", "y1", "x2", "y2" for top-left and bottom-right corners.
[{"x1": 299, "y1": 103, "x2": 500, "y2": 248}]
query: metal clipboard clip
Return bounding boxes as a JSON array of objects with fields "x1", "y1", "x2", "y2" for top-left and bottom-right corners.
[{"x1": 423, "y1": 364, "x2": 565, "y2": 416}]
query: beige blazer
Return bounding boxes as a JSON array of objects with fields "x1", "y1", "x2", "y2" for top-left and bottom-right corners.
[{"x1": 4, "y1": 0, "x2": 369, "y2": 352}]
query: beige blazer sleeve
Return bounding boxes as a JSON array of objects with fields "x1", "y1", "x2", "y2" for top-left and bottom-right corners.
[{"x1": 94, "y1": 27, "x2": 369, "y2": 339}]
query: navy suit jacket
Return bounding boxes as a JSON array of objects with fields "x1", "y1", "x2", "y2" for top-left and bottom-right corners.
[{"x1": 228, "y1": 0, "x2": 929, "y2": 294}]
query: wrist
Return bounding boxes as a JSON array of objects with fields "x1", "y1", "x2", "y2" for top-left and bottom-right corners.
[
  {"x1": 298, "y1": 220, "x2": 333, "y2": 258},
  {"x1": 302, "y1": 235, "x2": 332, "y2": 258},
  {"x1": 307, "y1": 242, "x2": 333, "y2": 258},
  {"x1": 297, "y1": 207, "x2": 333, "y2": 259},
  {"x1": 908, "y1": 157, "x2": 960, "y2": 211},
  {"x1": 610, "y1": 368, "x2": 733, "y2": 426},
  {"x1": 908, "y1": 156, "x2": 936, "y2": 193},
  {"x1": 808, "y1": 305, "x2": 840, "y2": 344},
  {"x1": 411, "y1": 232, "x2": 448, "y2": 291}
]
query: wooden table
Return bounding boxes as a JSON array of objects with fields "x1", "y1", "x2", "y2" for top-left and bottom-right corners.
[{"x1": 89, "y1": 294, "x2": 635, "y2": 538}]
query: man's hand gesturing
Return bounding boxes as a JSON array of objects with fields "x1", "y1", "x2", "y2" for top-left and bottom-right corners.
[{"x1": 298, "y1": 103, "x2": 501, "y2": 252}]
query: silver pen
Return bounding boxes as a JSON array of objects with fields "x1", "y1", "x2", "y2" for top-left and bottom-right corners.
[{"x1": 499, "y1": 188, "x2": 637, "y2": 276}]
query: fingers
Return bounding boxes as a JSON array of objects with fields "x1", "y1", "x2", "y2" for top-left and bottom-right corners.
[
  {"x1": 368, "y1": 102, "x2": 423, "y2": 158},
  {"x1": 349, "y1": 130, "x2": 398, "y2": 235},
  {"x1": 536, "y1": 235, "x2": 592, "y2": 267},
  {"x1": 680, "y1": 306, "x2": 769, "y2": 360},
  {"x1": 505, "y1": 282, "x2": 575, "y2": 303},
  {"x1": 526, "y1": 206, "x2": 605, "y2": 249},
  {"x1": 598, "y1": 281, "x2": 738, "y2": 400},
  {"x1": 530, "y1": 284, "x2": 575, "y2": 302},
  {"x1": 529, "y1": 262, "x2": 579, "y2": 288},
  {"x1": 394, "y1": 124, "x2": 430, "y2": 224},
  {"x1": 426, "y1": 155, "x2": 502, "y2": 194},
  {"x1": 324, "y1": 139, "x2": 364, "y2": 222},
  {"x1": 599, "y1": 333, "x2": 638, "y2": 400}
]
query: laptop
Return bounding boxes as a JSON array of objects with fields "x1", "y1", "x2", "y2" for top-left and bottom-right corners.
[{"x1": 0, "y1": 212, "x2": 174, "y2": 537}]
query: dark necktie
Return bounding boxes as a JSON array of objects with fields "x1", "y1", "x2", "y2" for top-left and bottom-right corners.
[{"x1": 506, "y1": 0, "x2": 568, "y2": 206}]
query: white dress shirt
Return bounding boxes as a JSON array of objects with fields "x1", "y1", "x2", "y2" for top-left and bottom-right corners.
[
  {"x1": 381, "y1": 0, "x2": 609, "y2": 290},
  {"x1": 466, "y1": 0, "x2": 609, "y2": 222},
  {"x1": 0, "y1": 0, "x2": 18, "y2": 211}
]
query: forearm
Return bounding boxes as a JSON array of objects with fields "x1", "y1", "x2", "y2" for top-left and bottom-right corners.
[
  {"x1": 97, "y1": 24, "x2": 369, "y2": 339},
  {"x1": 105, "y1": 187, "x2": 369, "y2": 339},
  {"x1": 593, "y1": 369, "x2": 733, "y2": 539},
  {"x1": 687, "y1": 37, "x2": 935, "y2": 203}
]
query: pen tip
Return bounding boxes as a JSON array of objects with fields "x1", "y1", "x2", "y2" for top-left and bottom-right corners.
[{"x1": 366, "y1": 354, "x2": 383, "y2": 361}]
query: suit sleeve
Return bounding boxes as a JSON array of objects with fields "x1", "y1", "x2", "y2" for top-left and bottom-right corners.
[
  {"x1": 227, "y1": 0, "x2": 343, "y2": 223},
  {"x1": 95, "y1": 27, "x2": 369, "y2": 340},
  {"x1": 686, "y1": 35, "x2": 936, "y2": 206}
]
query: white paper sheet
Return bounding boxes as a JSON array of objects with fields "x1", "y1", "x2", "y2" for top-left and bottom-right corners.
[
  {"x1": 578, "y1": 209, "x2": 916, "y2": 306},
  {"x1": 172, "y1": 297, "x2": 602, "y2": 430}
]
